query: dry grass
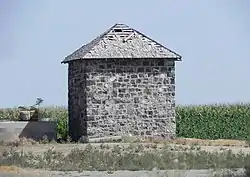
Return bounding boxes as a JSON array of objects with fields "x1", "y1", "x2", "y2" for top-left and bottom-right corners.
[
  {"x1": 167, "y1": 138, "x2": 249, "y2": 147},
  {"x1": 121, "y1": 136, "x2": 249, "y2": 147},
  {"x1": 0, "y1": 137, "x2": 38, "y2": 147},
  {"x1": 2, "y1": 136, "x2": 249, "y2": 147},
  {"x1": 0, "y1": 137, "x2": 249, "y2": 175},
  {"x1": 1, "y1": 137, "x2": 249, "y2": 157},
  {"x1": 0, "y1": 143, "x2": 249, "y2": 172},
  {"x1": 0, "y1": 165, "x2": 21, "y2": 172}
]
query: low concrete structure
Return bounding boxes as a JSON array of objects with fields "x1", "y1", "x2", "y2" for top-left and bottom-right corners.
[{"x1": 0, "y1": 121, "x2": 57, "y2": 142}]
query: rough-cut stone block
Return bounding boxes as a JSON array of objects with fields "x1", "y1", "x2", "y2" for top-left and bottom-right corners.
[
  {"x1": 0, "y1": 121, "x2": 57, "y2": 142},
  {"x1": 68, "y1": 58, "x2": 177, "y2": 142}
]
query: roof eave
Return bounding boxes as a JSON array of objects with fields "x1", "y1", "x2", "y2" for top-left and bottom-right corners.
[
  {"x1": 61, "y1": 56, "x2": 182, "y2": 64},
  {"x1": 175, "y1": 55, "x2": 182, "y2": 61}
]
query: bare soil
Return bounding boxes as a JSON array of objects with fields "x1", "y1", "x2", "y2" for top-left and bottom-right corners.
[
  {"x1": 0, "y1": 167, "x2": 245, "y2": 177},
  {"x1": 0, "y1": 138, "x2": 249, "y2": 156}
]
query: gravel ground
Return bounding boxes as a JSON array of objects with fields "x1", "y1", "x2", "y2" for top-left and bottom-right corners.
[{"x1": 0, "y1": 168, "x2": 246, "y2": 177}]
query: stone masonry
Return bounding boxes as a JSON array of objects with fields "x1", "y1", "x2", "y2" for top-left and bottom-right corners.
[
  {"x1": 63, "y1": 23, "x2": 181, "y2": 142},
  {"x1": 68, "y1": 58, "x2": 176, "y2": 141}
]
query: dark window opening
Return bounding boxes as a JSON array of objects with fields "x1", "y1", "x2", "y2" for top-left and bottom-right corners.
[{"x1": 114, "y1": 28, "x2": 122, "y2": 32}]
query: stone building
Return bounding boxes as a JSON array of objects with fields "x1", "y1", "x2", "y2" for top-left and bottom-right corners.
[{"x1": 61, "y1": 23, "x2": 182, "y2": 142}]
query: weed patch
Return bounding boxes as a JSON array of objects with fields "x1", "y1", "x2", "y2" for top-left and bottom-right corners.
[{"x1": 0, "y1": 144, "x2": 249, "y2": 172}]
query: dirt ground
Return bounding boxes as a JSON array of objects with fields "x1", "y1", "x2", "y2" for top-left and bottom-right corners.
[
  {"x1": 0, "y1": 138, "x2": 249, "y2": 156},
  {"x1": 0, "y1": 167, "x2": 246, "y2": 177},
  {"x1": 0, "y1": 138, "x2": 249, "y2": 177}
]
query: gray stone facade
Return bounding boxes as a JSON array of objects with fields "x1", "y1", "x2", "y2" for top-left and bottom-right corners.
[
  {"x1": 63, "y1": 23, "x2": 181, "y2": 142},
  {"x1": 68, "y1": 58, "x2": 176, "y2": 141}
]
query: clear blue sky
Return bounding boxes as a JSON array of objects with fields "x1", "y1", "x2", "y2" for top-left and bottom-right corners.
[{"x1": 0, "y1": 0, "x2": 249, "y2": 108}]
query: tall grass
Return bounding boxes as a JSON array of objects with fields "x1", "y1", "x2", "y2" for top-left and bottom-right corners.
[
  {"x1": 0, "y1": 103, "x2": 250, "y2": 140},
  {"x1": 1, "y1": 144, "x2": 250, "y2": 171}
]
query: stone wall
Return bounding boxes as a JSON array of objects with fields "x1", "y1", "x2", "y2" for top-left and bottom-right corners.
[{"x1": 68, "y1": 58, "x2": 176, "y2": 142}]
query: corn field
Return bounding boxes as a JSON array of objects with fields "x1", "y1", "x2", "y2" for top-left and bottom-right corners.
[
  {"x1": 0, "y1": 103, "x2": 250, "y2": 140},
  {"x1": 176, "y1": 103, "x2": 250, "y2": 140}
]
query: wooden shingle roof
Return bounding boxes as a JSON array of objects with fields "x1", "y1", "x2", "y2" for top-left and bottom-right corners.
[{"x1": 62, "y1": 23, "x2": 181, "y2": 63}]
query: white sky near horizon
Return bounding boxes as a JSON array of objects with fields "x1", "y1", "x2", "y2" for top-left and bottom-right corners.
[{"x1": 0, "y1": 0, "x2": 250, "y2": 108}]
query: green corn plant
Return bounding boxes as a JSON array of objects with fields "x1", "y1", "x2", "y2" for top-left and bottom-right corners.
[
  {"x1": 1, "y1": 103, "x2": 250, "y2": 140},
  {"x1": 176, "y1": 103, "x2": 250, "y2": 140}
]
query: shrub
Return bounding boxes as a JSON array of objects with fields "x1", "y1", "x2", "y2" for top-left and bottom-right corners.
[
  {"x1": 0, "y1": 108, "x2": 20, "y2": 121},
  {"x1": 38, "y1": 107, "x2": 68, "y2": 140}
]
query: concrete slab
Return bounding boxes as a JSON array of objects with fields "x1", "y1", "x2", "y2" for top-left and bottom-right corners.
[{"x1": 0, "y1": 121, "x2": 57, "y2": 142}]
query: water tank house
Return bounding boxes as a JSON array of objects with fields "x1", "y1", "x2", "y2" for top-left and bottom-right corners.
[{"x1": 61, "y1": 23, "x2": 182, "y2": 142}]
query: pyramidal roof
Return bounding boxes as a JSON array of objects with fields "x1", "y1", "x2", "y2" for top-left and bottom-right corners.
[{"x1": 62, "y1": 23, "x2": 181, "y2": 63}]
